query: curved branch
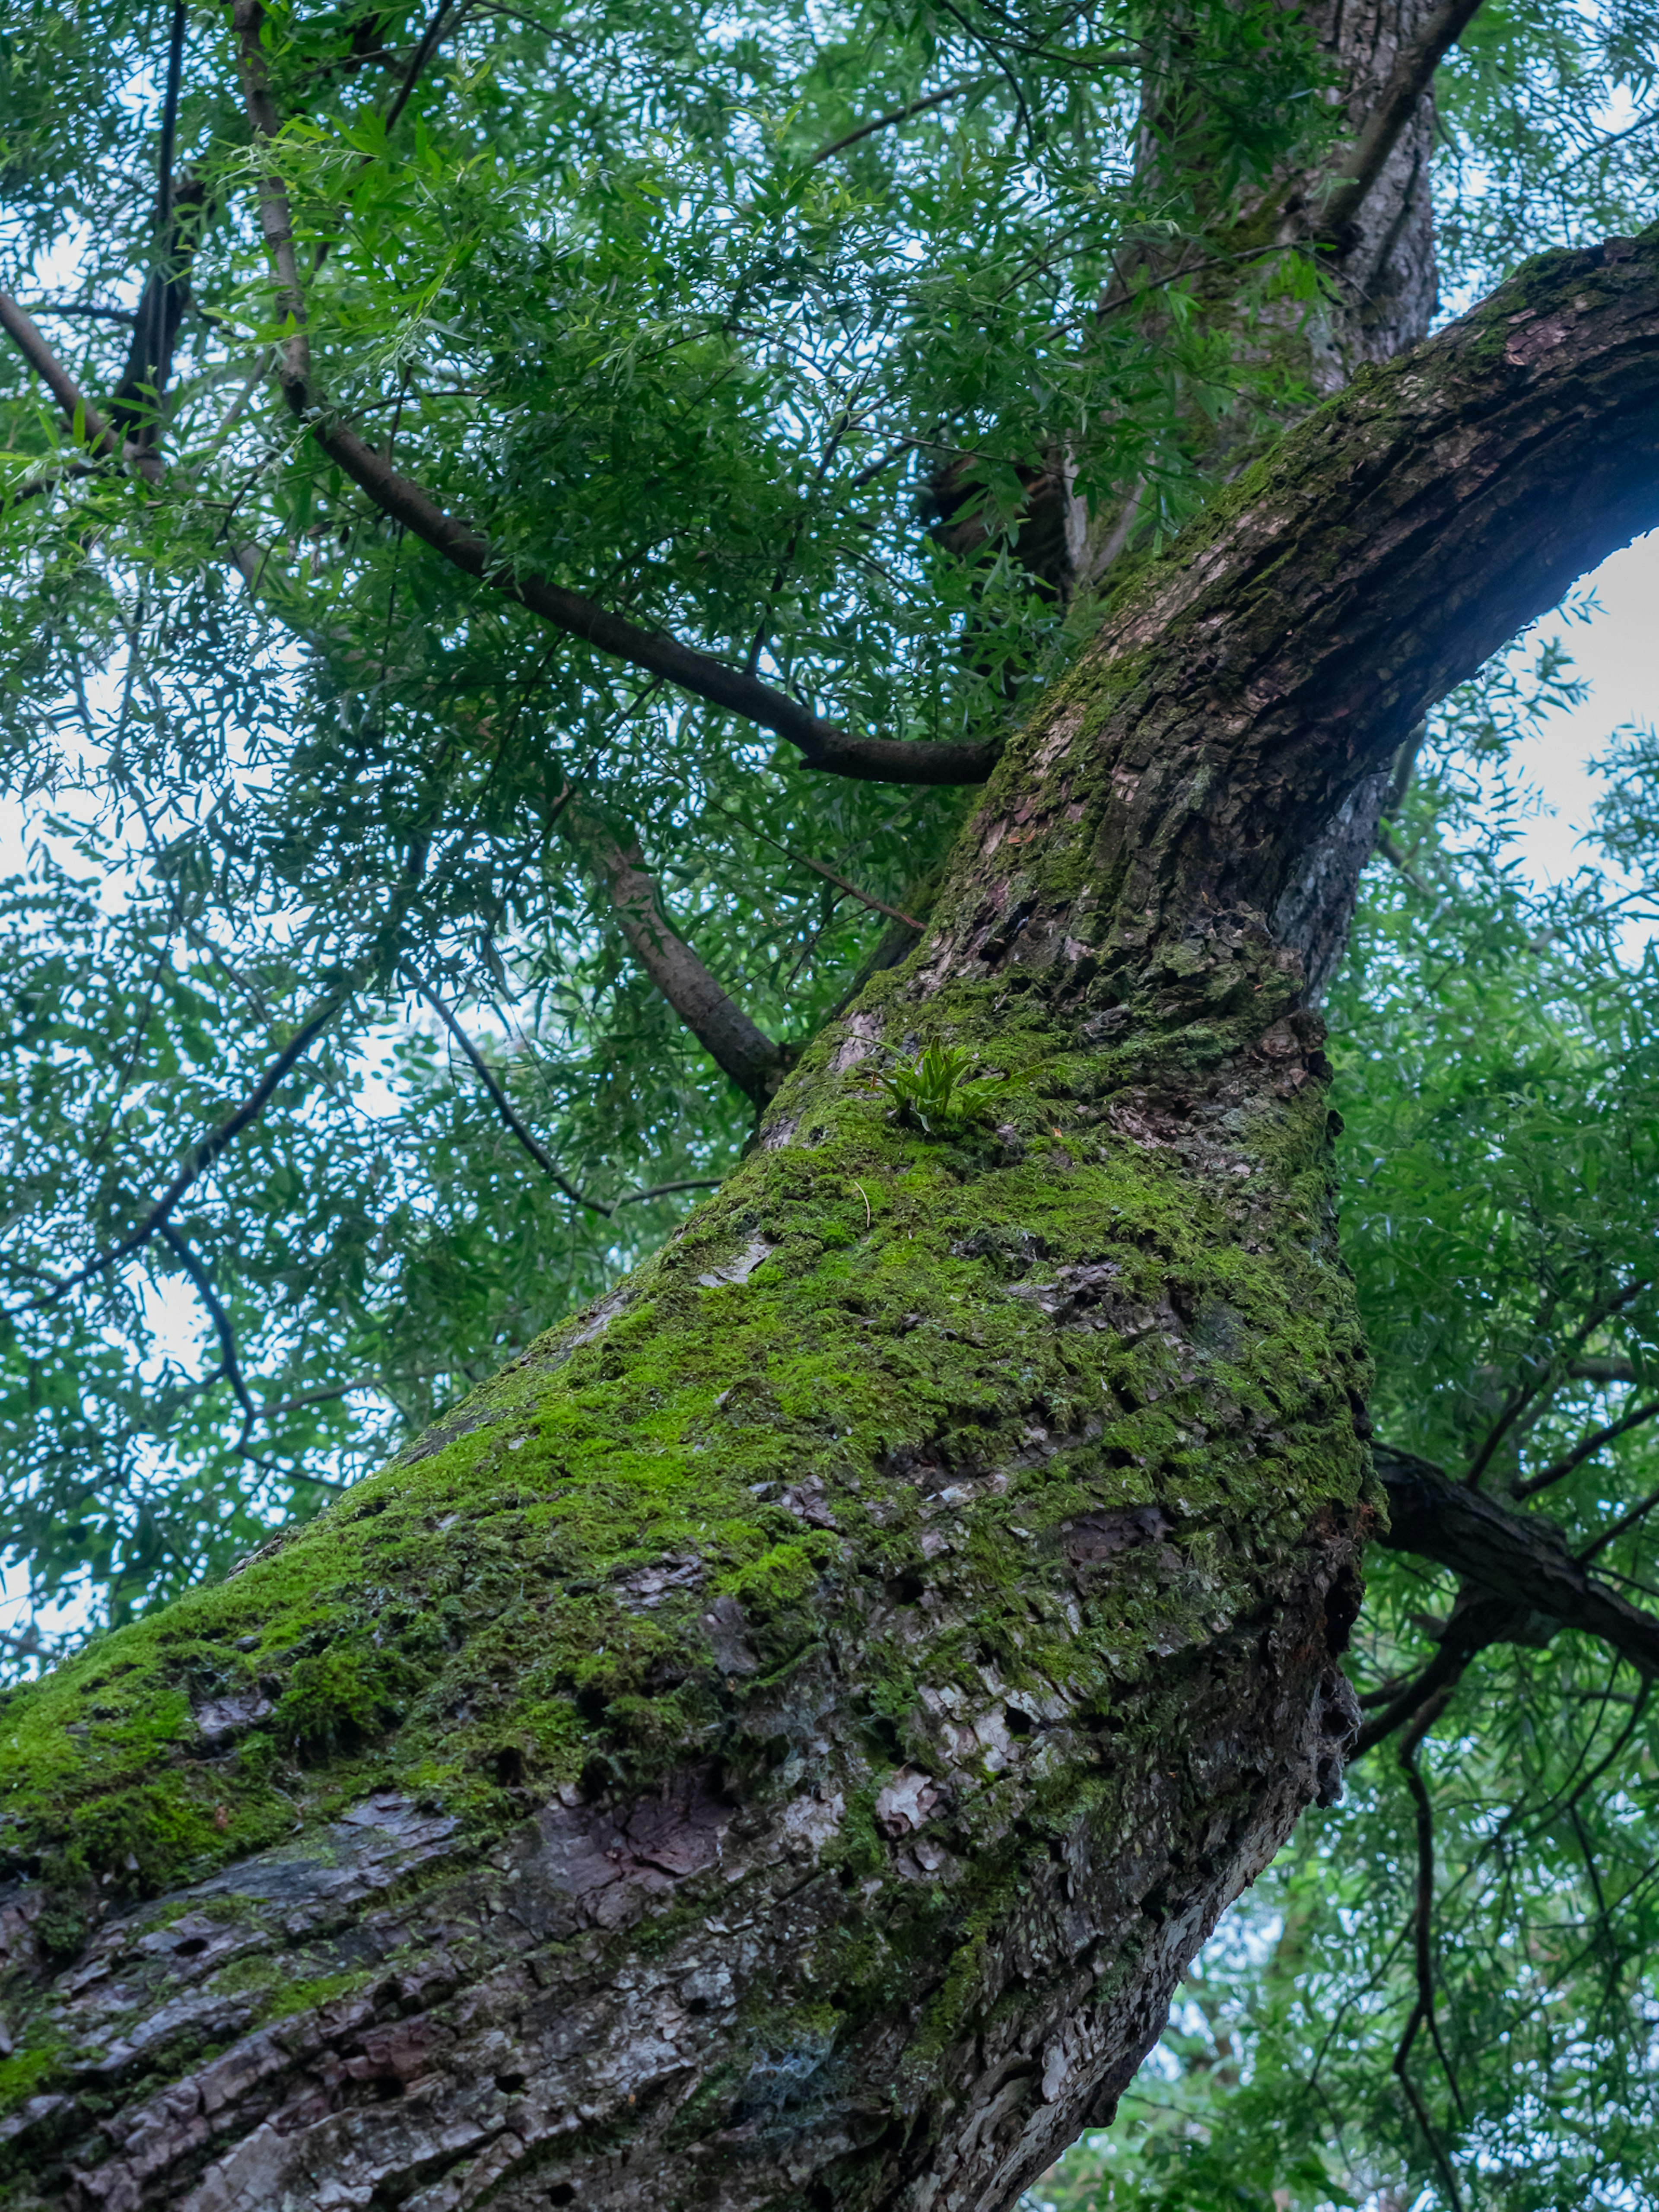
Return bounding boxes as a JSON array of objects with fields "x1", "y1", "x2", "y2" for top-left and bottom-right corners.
[
  {"x1": 809, "y1": 75, "x2": 998, "y2": 165},
  {"x1": 1512, "y1": 1396, "x2": 1659, "y2": 1500},
  {"x1": 1357, "y1": 1448, "x2": 1659, "y2": 1755},
  {"x1": 412, "y1": 980, "x2": 609, "y2": 1214},
  {"x1": 160, "y1": 1223, "x2": 256, "y2": 1438},
  {"x1": 557, "y1": 799, "x2": 790, "y2": 1103},
  {"x1": 229, "y1": 1, "x2": 997, "y2": 788}
]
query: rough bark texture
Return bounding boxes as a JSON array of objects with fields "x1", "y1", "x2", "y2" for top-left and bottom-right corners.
[
  {"x1": 4, "y1": 238, "x2": 1659, "y2": 2212},
  {"x1": 934, "y1": 0, "x2": 1450, "y2": 601}
]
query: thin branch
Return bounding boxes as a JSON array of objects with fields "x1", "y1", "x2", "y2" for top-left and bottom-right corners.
[
  {"x1": 1579, "y1": 1484, "x2": 1659, "y2": 1567},
  {"x1": 613, "y1": 1176, "x2": 724, "y2": 1207},
  {"x1": 230, "y1": 0, "x2": 997, "y2": 787},
  {"x1": 1393, "y1": 1721, "x2": 1467, "y2": 2212},
  {"x1": 18, "y1": 986, "x2": 350, "y2": 1311},
  {"x1": 383, "y1": 0, "x2": 470, "y2": 138},
  {"x1": 710, "y1": 802, "x2": 923, "y2": 929},
  {"x1": 1464, "y1": 1275, "x2": 1653, "y2": 1489},
  {"x1": 160, "y1": 1223, "x2": 255, "y2": 1435},
  {"x1": 414, "y1": 980, "x2": 723, "y2": 1215},
  {"x1": 21, "y1": 302, "x2": 138, "y2": 326},
  {"x1": 1513, "y1": 1396, "x2": 1659, "y2": 1500},
  {"x1": 557, "y1": 796, "x2": 789, "y2": 1103},
  {"x1": 810, "y1": 76, "x2": 998, "y2": 165},
  {"x1": 413, "y1": 979, "x2": 608, "y2": 1214},
  {"x1": 1318, "y1": 0, "x2": 1487, "y2": 247}
]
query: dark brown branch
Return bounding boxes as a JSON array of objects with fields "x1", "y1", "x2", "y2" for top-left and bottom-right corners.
[
  {"x1": 108, "y1": 3, "x2": 200, "y2": 450},
  {"x1": 0, "y1": 292, "x2": 118, "y2": 458},
  {"x1": 20, "y1": 987, "x2": 350, "y2": 1312},
  {"x1": 230, "y1": 0, "x2": 997, "y2": 788},
  {"x1": 1579, "y1": 1484, "x2": 1659, "y2": 1567},
  {"x1": 382, "y1": 0, "x2": 468, "y2": 138},
  {"x1": 413, "y1": 981, "x2": 609, "y2": 1214},
  {"x1": 809, "y1": 76, "x2": 998, "y2": 165},
  {"x1": 414, "y1": 982, "x2": 725, "y2": 1213},
  {"x1": 1463, "y1": 1276, "x2": 1652, "y2": 1489},
  {"x1": 160, "y1": 1223, "x2": 256, "y2": 1436},
  {"x1": 558, "y1": 800, "x2": 790, "y2": 1103},
  {"x1": 23, "y1": 302, "x2": 138, "y2": 326},
  {"x1": 1373, "y1": 1446, "x2": 1659, "y2": 1680},
  {"x1": 1318, "y1": 0, "x2": 1487, "y2": 247},
  {"x1": 1393, "y1": 1721, "x2": 1466, "y2": 2212},
  {"x1": 710, "y1": 803, "x2": 924, "y2": 929},
  {"x1": 1511, "y1": 1397, "x2": 1659, "y2": 1500}
]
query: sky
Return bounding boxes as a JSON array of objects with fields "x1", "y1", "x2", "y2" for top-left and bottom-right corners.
[{"x1": 1498, "y1": 533, "x2": 1659, "y2": 892}]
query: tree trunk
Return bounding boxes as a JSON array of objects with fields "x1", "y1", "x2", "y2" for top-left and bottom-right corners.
[
  {"x1": 4, "y1": 238, "x2": 1659, "y2": 2212},
  {"x1": 934, "y1": 0, "x2": 1450, "y2": 601}
]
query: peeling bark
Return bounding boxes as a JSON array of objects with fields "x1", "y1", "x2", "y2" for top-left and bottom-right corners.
[{"x1": 5, "y1": 238, "x2": 1659, "y2": 2212}]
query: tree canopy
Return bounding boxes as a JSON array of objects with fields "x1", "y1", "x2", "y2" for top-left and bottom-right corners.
[{"x1": 3, "y1": 3, "x2": 1659, "y2": 2208}]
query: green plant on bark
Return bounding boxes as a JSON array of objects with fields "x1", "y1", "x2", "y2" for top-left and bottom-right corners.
[{"x1": 0, "y1": 3, "x2": 1658, "y2": 2210}]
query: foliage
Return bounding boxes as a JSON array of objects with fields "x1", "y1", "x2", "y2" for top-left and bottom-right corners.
[
  {"x1": 2, "y1": 0, "x2": 1659, "y2": 2206},
  {"x1": 867, "y1": 1039, "x2": 1030, "y2": 1132}
]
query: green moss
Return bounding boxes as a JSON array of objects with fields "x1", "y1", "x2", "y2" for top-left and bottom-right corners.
[{"x1": 0, "y1": 939, "x2": 1369, "y2": 2066}]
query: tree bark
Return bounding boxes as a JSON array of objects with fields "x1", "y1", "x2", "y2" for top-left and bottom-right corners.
[{"x1": 4, "y1": 235, "x2": 1659, "y2": 2212}]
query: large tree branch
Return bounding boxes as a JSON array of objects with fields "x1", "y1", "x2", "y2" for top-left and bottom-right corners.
[
  {"x1": 1372, "y1": 1444, "x2": 1659, "y2": 1678},
  {"x1": 0, "y1": 292, "x2": 118, "y2": 459},
  {"x1": 557, "y1": 798, "x2": 791, "y2": 1103},
  {"x1": 230, "y1": 0, "x2": 997, "y2": 787}
]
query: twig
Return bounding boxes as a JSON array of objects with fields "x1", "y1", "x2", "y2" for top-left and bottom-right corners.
[
  {"x1": 160, "y1": 1224, "x2": 256, "y2": 1437},
  {"x1": 810, "y1": 76, "x2": 999, "y2": 165},
  {"x1": 1579, "y1": 1483, "x2": 1659, "y2": 1567},
  {"x1": 413, "y1": 979, "x2": 609, "y2": 1213},
  {"x1": 414, "y1": 978, "x2": 722, "y2": 1215},
  {"x1": 1393, "y1": 1714, "x2": 1466, "y2": 2212},
  {"x1": 20, "y1": 986, "x2": 351, "y2": 1310},
  {"x1": 1513, "y1": 1397, "x2": 1659, "y2": 1500},
  {"x1": 710, "y1": 801, "x2": 923, "y2": 929},
  {"x1": 1464, "y1": 1275, "x2": 1653, "y2": 1489},
  {"x1": 21, "y1": 302, "x2": 138, "y2": 326}
]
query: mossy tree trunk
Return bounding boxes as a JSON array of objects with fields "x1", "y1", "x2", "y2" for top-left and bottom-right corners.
[{"x1": 6, "y1": 239, "x2": 1659, "y2": 2212}]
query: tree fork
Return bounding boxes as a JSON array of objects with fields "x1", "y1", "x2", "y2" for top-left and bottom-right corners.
[{"x1": 5, "y1": 237, "x2": 1659, "y2": 2212}]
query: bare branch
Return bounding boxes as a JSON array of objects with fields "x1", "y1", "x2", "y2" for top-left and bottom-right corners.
[
  {"x1": 160, "y1": 1224, "x2": 256, "y2": 1435},
  {"x1": 22, "y1": 303, "x2": 137, "y2": 327},
  {"x1": 711, "y1": 802, "x2": 924, "y2": 929},
  {"x1": 414, "y1": 980, "x2": 725, "y2": 1214},
  {"x1": 230, "y1": 0, "x2": 998, "y2": 787},
  {"x1": 558, "y1": 798, "x2": 790, "y2": 1103},
  {"x1": 1464, "y1": 1275, "x2": 1653, "y2": 1489},
  {"x1": 1578, "y1": 1483, "x2": 1659, "y2": 1567},
  {"x1": 1318, "y1": 0, "x2": 1487, "y2": 247},
  {"x1": 412, "y1": 980, "x2": 610, "y2": 1214}
]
